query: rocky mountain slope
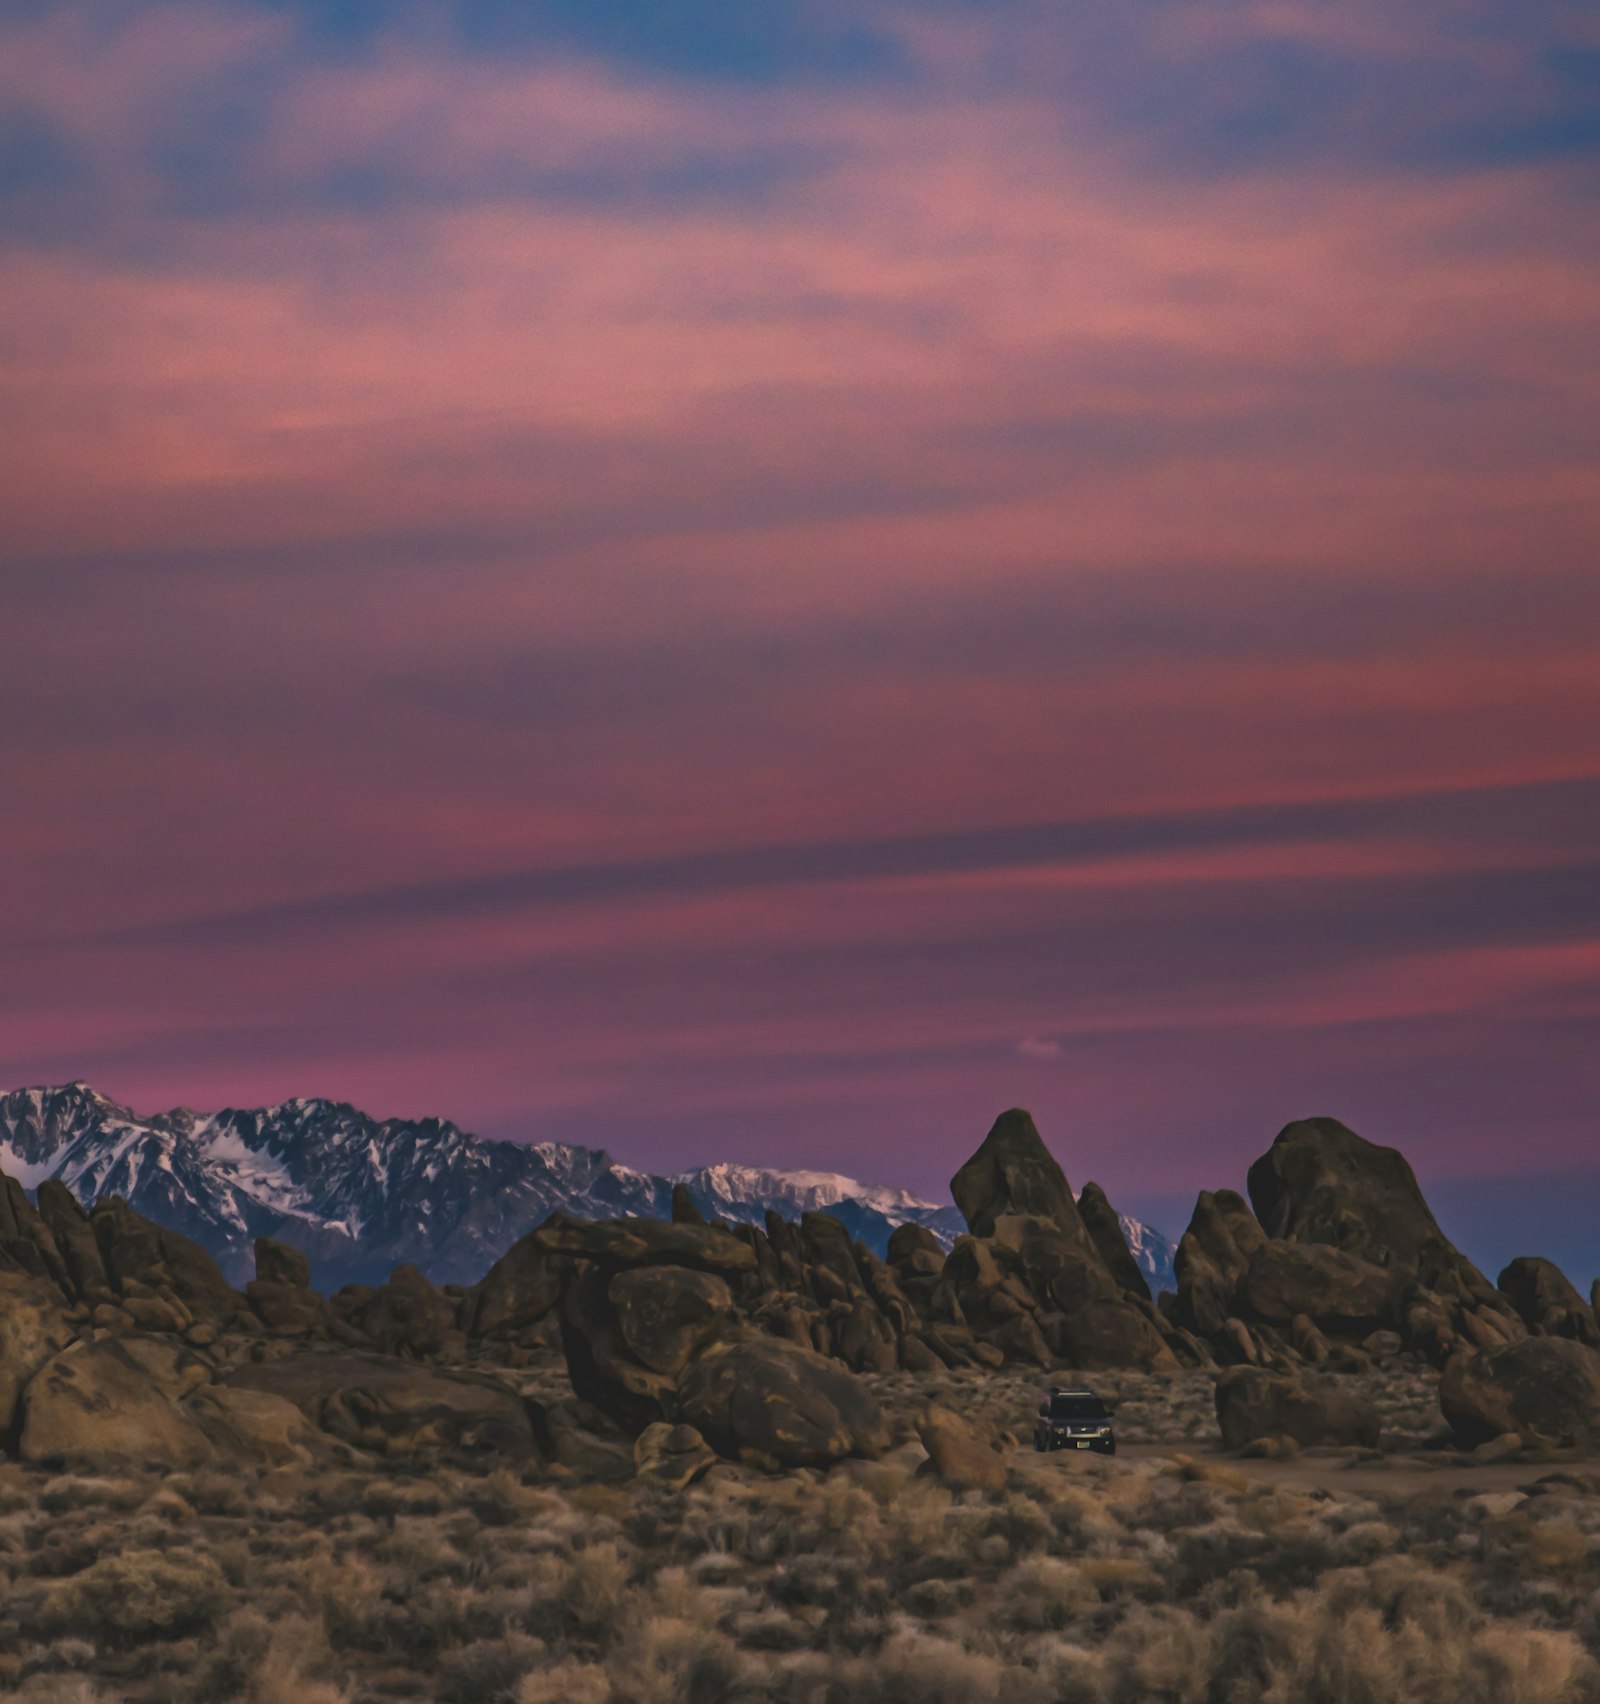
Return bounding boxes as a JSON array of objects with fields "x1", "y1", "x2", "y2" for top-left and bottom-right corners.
[{"x1": 0, "y1": 1083, "x2": 1175, "y2": 1293}]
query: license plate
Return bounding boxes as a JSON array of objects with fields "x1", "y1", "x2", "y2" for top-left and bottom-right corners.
[{"x1": 1075, "y1": 1440, "x2": 1090, "y2": 1449}]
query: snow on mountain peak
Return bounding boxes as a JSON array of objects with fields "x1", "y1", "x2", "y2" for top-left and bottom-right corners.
[{"x1": 0, "y1": 1082, "x2": 1177, "y2": 1295}]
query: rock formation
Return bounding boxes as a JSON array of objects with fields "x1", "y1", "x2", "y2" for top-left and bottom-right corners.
[
  {"x1": 1168, "y1": 1117, "x2": 1525, "y2": 1371},
  {"x1": 1497, "y1": 1256, "x2": 1600, "y2": 1347},
  {"x1": 1440, "y1": 1337, "x2": 1600, "y2": 1449}
]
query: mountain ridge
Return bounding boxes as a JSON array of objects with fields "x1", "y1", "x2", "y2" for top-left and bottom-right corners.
[{"x1": 0, "y1": 1082, "x2": 1175, "y2": 1294}]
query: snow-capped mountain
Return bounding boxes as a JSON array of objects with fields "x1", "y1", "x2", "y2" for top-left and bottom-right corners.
[{"x1": 0, "y1": 1083, "x2": 1175, "y2": 1294}]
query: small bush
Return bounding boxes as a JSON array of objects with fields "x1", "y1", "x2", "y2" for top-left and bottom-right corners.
[{"x1": 44, "y1": 1549, "x2": 232, "y2": 1646}]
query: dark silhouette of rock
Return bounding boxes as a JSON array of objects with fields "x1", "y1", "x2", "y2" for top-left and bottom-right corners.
[
  {"x1": 255, "y1": 1237, "x2": 311, "y2": 1289},
  {"x1": 1215, "y1": 1366, "x2": 1381, "y2": 1453},
  {"x1": 1440, "y1": 1337, "x2": 1600, "y2": 1449},
  {"x1": 673, "y1": 1336, "x2": 889, "y2": 1469},
  {"x1": 1170, "y1": 1190, "x2": 1265, "y2": 1336},
  {"x1": 1077, "y1": 1182, "x2": 1151, "y2": 1302},
  {"x1": 951, "y1": 1108, "x2": 1081, "y2": 1239},
  {"x1": 1247, "y1": 1118, "x2": 1507, "y2": 1311},
  {"x1": 1498, "y1": 1257, "x2": 1600, "y2": 1347},
  {"x1": 669, "y1": 1184, "x2": 706, "y2": 1226}
]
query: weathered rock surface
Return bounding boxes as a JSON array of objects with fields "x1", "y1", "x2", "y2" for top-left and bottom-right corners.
[
  {"x1": 916, "y1": 1404, "x2": 1006, "y2": 1491},
  {"x1": 1440, "y1": 1338, "x2": 1600, "y2": 1449},
  {"x1": 227, "y1": 1353, "x2": 538, "y2": 1460},
  {"x1": 1239, "y1": 1242, "x2": 1395, "y2": 1330},
  {"x1": 1498, "y1": 1257, "x2": 1600, "y2": 1347},
  {"x1": 673, "y1": 1336, "x2": 890, "y2": 1469},
  {"x1": 633, "y1": 1421, "x2": 716, "y2": 1489},
  {"x1": 18, "y1": 1339, "x2": 217, "y2": 1469},
  {"x1": 0, "y1": 1273, "x2": 74, "y2": 1436},
  {"x1": 951, "y1": 1108, "x2": 1084, "y2": 1240},
  {"x1": 1077, "y1": 1182, "x2": 1152, "y2": 1303},
  {"x1": 1215, "y1": 1365, "x2": 1382, "y2": 1453},
  {"x1": 255, "y1": 1237, "x2": 312, "y2": 1289}
]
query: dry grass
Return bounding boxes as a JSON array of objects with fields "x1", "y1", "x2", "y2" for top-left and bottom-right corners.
[{"x1": 1, "y1": 1359, "x2": 1597, "y2": 1703}]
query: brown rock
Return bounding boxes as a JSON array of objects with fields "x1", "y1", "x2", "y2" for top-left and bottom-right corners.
[
  {"x1": 1239, "y1": 1242, "x2": 1395, "y2": 1331},
  {"x1": 18, "y1": 1340, "x2": 216, "y2": 1469},
  {"x1": 1077, "y1": 1182, "x2": 1152, "y2": 1302},
  {"x1": 1497, "y1": 1257, "x2": 1600, "y2": 1347},
  {"x1": 609, "y1": 1267, "x2": 737, "y2": 1376},
  {"x1": 0, "y1": 1272, "x2": 74, "y2": 1435},
  {"x1": 673, "y1": 1336, "x2": 890, "y2": 1469},
  {"x1": 1440, "y1": 1337, "x2": 1600, "y2": 1450},
  {"x1": 916, "y1": 1404, "x2": 1007, "y2": 1492},
  {"x1": 633, "y1": 1421, "x2": 716, "y2": 1489},
  {"x1": 669, "y1": 1184, "x2": 707, "y2": 1226},
  {"x1": 226, "y1": 1352, "x2": 537, "y2": 1460},
  {"x1": 254, "y1": 1237, "x2": 312, "y2": 1289},
  {"x1": 533, "y1": 1217, "x2": 757, "y2": 1276},
  {"x1": 1215, "y1": 1365, "x2": 1381, "y2": 1453},
  {"x1": 951, "y1": 1109, "x2": 1084, "y2": 1241},
  {"x1": 187, "y1": 1385, "x2": 329, "y2": 1466},
  {"x1": 339, "y1": 1264, "x2": 460, "y2": 1358}
]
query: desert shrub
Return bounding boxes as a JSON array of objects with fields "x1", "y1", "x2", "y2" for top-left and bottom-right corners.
[
  {"x1": 436, "y1": 1633, "x2": 546, "y2": 1703},
  {"x1": 43, "y1": 1548, "x2": 232, "y2": 1646},
  {"x1": 516, "y1": 1659, "x2": 609, "y2": 1704},
  {"x1": 36, "y1": 1479, "x2": 143, "y2": 1516},
  {"x1": 820, "y1": 1632, "x2": 1033, "y2": 1704},
  {"x1": 1009, "y1": 1556, "x2": 1102, "y2": 1630}
]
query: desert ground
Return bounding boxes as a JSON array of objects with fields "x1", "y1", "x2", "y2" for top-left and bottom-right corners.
[{"x1": 4, "y1": 1358, "x2": 1600, "y2": 1704}]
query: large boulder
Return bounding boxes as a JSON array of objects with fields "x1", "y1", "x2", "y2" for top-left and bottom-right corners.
[
  {"x1": 561, "y1": 1264, "x2": 741, "y2": 1428},
  {"x1": 916, "y1": 1404, "x2": 1007, "y2": 1491},
  {"x1": 36, "y1": 1181, "x2": 112, "y2": 1300},
  {"x1": 254, "y1": 1237, "x2": 311, "y2": 1289},
  {"x1": 1497, "y1": 1258, "x2": 1600, "y2": 1347},
  {"x1": 1239, "y1": 1242, "x2": 1395, "y2": 1332},
  {"x1": 226, "y1": 1352, "x2": 538, "y2": 1460},
  {"x1": 633, "y1": 1421, "x2": 716, "y2": 1490},
  {"x1": 1439, "y1": 1337, "x2": 1600, "y2": 1449},
  {"x1": 460, "y1": 1229, "x2": 569, "y2": 1342},
  {"x1": 1170, "y1": 1190, "x2": 1265, "y2": 1336},
  {"x1": 673, "y1": 1336, "x2": 889, "y2": 1469},
  {"x1": 90, "y1": 1198, "x2": 241, "y2": 1325},
  {"x1": 1077, "y1": 1182, "x2": 1151, "y2": 1303},
  {"x1": 1215, "y1": 1366, "x2": 1381, "y2": 1453},
  {"x1": 1243, "y1": 1118, "x2": 1522, "y2": 1360},
  {"x1": 533, "y1": 1217, "x2": 756, "y2": 1277},
  {"x1": 17, "y1": 1340, "x2": 217, "y2": 1469},
  {"x1": 951, "y1": 1108, "x2": 1083, "y2": 1240},
  {"x1": 187, "y1": 1385, "x2": 331, "y2": 1466},
  {"x1": 0, "y1": 1273, "x2": 74, "y2": 1436},
  {"x1": 336, "y1": 1263, "x2": 461, "y2": 1358}
]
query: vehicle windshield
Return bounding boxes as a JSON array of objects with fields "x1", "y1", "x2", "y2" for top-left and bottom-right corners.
[{"x1": 1049, "y1": 1395, "x2": 1107, "y2": 1421}]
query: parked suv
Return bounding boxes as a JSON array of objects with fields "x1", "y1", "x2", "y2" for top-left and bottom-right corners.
[{"x1": 1033, "y1": 1386, "x2": 1116, "y2": 1454}]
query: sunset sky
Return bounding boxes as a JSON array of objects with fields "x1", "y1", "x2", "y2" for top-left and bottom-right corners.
[{"x1": 3, "y1": 0, "x2": 1598, "y2": 1275}]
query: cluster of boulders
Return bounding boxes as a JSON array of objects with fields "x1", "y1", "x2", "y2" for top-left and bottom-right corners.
[
  {"x1": 0, "y1": 1169, "x2": 541, "y2": 1471},
  {"x1": 6, "y1": 1105, "x2": 1600, "y2": 1473},
  {"x1": 465, "y1": 1109, "x2": 1184, "y2": 1384}
]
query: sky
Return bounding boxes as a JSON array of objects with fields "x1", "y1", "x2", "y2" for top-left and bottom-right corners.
[{"x1": 2, "y1": 0, "x2": 1599, "y2": 1279}]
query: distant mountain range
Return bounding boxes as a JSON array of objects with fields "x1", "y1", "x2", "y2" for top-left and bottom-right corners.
[{"x1": 0, "y1": 1083, "x2": 1175, "y2": 1294}]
